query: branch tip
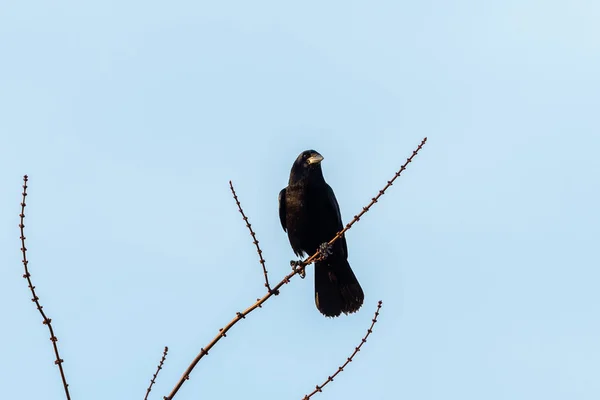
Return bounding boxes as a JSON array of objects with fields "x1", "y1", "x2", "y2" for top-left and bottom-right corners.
[
  {"x1": 144, "y1": 346, "x2": 170, "y2": 400},
  {"x1": 302, "y1": 301, "x2": 384, "y2": 399},
  {"x1": 19, "y1": 175, "x2": 71, "y2": 400},
  {"x1": 229, "y1": 181, "x2": 272, "y2": 292}
]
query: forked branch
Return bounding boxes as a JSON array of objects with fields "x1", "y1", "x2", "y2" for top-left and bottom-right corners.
[
  {"x1": 302, "y1": 301, "x2": 383, "y2": 400},
  {"x1": 19, "y1": 175, "x2": 72, "y2": 400},
  {"x1": 164, "y1": 137, "x2": 427, "y2": 399}
]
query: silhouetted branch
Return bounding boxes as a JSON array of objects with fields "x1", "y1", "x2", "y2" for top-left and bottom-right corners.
[
  {"x1": 229, "y1": 181, "x2": 273, "y2": 293},
  {"x1": 302, "y1": 301, "x2": 383, "y2": 400},
  {"x1": 296, "y1": 136, "x2": 428, "y2": 273},
  {"x1": 144, "y1": 346, "x2": 169, "y2": 400},
  {"x1": 19, "y1": 175, "x2": 72, "y2": 400},
  {"x1": 164, "y1": 138, "x2": 427, "y2": 399}
]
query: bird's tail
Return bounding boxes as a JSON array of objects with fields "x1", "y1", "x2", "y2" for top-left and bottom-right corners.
[{"x1": 314, "y1": 257, "x2": 364, "y2": 317}]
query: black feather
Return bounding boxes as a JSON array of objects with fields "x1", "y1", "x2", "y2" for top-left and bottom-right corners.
[{"x1": 279, "y1": 150, "x2": 364, "y2": 317}]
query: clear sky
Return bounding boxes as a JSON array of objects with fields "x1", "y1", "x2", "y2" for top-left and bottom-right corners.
[{"x1": 1, "y1": 1, "x2": 599, "y2": 399}]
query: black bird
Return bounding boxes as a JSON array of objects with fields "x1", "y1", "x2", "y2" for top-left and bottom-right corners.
[{"x1": 278, "y1": 150, "x2": 364, "y2": 317}]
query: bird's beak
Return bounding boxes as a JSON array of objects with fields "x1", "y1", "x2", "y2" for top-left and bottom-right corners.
[{"x1": 307, "y1": 152, "x2": 324, "y2": 165}]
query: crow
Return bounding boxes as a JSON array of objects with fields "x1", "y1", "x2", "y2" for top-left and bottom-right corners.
[{"x1": 278, "y1": 150, "x2": 364, "y2": 317}]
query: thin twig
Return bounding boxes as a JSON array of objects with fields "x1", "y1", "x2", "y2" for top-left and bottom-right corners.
[
  {"x1": 164, "y1": 137, "x2": 427, "y2": 400},
  {"x1": 299, "y1": 136, "x2": 428, "y2": 272},
  {"x1": 229, "y1": 181, "x2": 273, "y2": 293},
  {"x1": 302, "y1": 301, "x2": 383, "y2": 400},
  {"x1": 144, "y1": 346, "x2": 169, "y2": 400},
  {"x1": 19, "y1": 175, "x2": 72, "y2": 400}
]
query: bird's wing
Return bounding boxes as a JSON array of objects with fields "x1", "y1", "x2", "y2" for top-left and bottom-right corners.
[
  {"x1": 326, "y1": 184, "x2": 348, "y2": 257},
  {"x1": 278, "y1": 188, "x2": 287, "y2": 232}
]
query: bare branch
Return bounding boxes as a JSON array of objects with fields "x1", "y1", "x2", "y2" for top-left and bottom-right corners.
[
  {"x1": 229, "y1": 181, "x2": 273, "y2": 293},
  {"x1": 164, "y1": 138, "x2": 426, "y2": 400},
  {"x1": 297, "y1": 136, "x2": 428, "y2": 273},
  {"x1": 19, "y1": 175, "x2": 72, "y2": 400},
  {"x1": 144, "y1": 346, "x2": 169, "y2": 400},
  {"x1": 302, "y1": 301, "x2": 383, "y2": 400}
]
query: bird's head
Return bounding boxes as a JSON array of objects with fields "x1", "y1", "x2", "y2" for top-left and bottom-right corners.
[{"x1": 289, "y1": 149, "x2": 324, "y2": 183}]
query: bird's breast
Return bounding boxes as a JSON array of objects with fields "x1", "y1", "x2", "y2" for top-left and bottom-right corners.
[{"x1": 285, "y1": 182, "x2": 340, "y2": 255}]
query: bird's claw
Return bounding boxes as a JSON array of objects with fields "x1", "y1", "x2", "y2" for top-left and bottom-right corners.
[
  {"x1": 318, "y1": 242, "x2": 333, "y2": 260},
  {"x1": 290, "y1": 260, "x2": 306, "y2": 279}
]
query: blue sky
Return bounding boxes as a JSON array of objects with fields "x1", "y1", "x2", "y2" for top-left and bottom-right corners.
[{"x1": 1, "y1": 1, "x2": 599, "y2": 399}]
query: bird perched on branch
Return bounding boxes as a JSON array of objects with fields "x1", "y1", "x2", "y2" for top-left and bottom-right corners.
[{"x1": 278, "y1": 150, "x2": 364, "y2": 317}]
